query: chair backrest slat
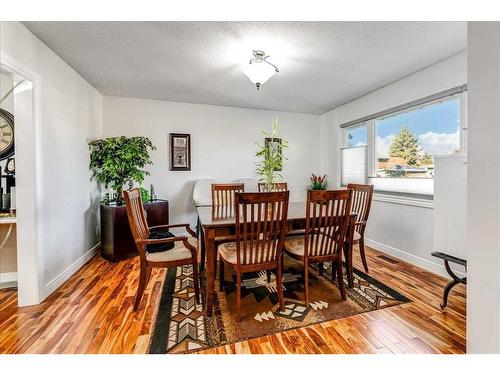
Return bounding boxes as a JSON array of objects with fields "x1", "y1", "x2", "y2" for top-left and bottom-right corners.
[
  {"x1": 304, "y1": 190, "x2": 352, "y2": 259},
  {"x1": 235, "y1": 191, "x2": 289, "y2": 266},
  {"x1": 211, "y1": 183, "x2": 245, "y2": 218},
  {"x1": 258, "y1": 182, "x2": 288, "y2": 192},
  {"x1": 123, "y1": 189, "x2": 150, "y2": 260}
]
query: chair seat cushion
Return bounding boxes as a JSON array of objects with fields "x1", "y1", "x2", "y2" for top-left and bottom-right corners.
[
  {"x1": 146, "y1": 237, "x2": 197, "y2": 262},
  {"x1": 219, "y1": 241, "x2": 276, "y2": 265},
  {"x1": 283, "y1": 234, "x2": 345, "y2": 257},
  {"x1": 146, "y1": 230, "x2": 175, "y2": 252}
]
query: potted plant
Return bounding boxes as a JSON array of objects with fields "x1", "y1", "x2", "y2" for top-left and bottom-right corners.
[
  {"x1": 88, "y1": 136, "x2": 156, "y2": 205},
  {"x1": 255, "y1": 116, "x2": 288, "y2": 191},
  {"x1": 89, "y1": 136, "x2": 168, "y2": 262},
  {"x1": 310, "y1": 174, "x2": 328, "y2": 190}
]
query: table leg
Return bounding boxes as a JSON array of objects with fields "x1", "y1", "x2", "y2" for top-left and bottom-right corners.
[
  {"x1": 205, "y1": 228, "x2": 216, "y2": 316},
  {"x1": 199, "y1": 219, "x2": 206, "y2": 272}
]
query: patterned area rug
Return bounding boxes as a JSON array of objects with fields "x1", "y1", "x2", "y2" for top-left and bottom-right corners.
[{"x1": 148, "y1": 257, "x2": 409, "y2": 354}]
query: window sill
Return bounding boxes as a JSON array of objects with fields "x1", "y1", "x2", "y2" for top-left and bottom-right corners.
[{"x1": 372, "y1": 192, "x2": 434, "y2": 209}]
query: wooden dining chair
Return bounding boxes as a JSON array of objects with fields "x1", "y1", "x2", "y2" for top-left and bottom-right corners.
[
  {"x1": 211, "y1": 183, "x2": 245, "y2": 218},
  {"x1": 258, "y1": 183, "x2": 290, "y2": 248},
  {"x1": 282, "y1": 189, "x2": 352, "y2": 306},
  {"x1": 123, "y1": 188, "x2": 200, "y2": 311},
  {"x1": 199, "y1": 183, "x2": 245, "y2": 272},
  {"x1": 257, "y1": 182, "x2": 288, "y2": 192},
  {"x1": 347, "y1": 183, "x2": 374, "y2": 273},
  {"x1": 218, "y1": 191, "x2": 290, "y2": 321}
]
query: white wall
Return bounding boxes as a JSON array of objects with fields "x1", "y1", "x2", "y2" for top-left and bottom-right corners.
[
  {"x1": 321, "y1": 51, "x2": 467, "y2": 276},
  {"x1": 103, "y1": 96, "x2": 321, "y2": 226},
  {"x1": 0, "y1": 22, "x2": 103, "y2": 303},
  {"x1": 467, "y1": 22, "x2": 500, "y2": 354},
  {"x1": 0, "y1": 21, "x2": 470, "y2": 306}
]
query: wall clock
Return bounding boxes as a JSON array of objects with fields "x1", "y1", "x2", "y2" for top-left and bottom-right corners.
[{"x1": 0, "y1": 108, "x2": 15, "y2": 160}]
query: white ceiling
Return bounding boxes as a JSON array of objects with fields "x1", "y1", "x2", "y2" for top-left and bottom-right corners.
[{"x1": 23, "y1": 22, "x2": 466, "y2": 114}]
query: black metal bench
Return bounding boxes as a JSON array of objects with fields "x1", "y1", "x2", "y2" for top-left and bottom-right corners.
[{"x1": 431, "y1": 251, "x2": 467, "y2": 309}]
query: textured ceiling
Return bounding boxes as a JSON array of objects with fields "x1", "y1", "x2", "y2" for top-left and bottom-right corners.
[{"x1": 23, "y1": 22, "x2": 466, "y2": 114}]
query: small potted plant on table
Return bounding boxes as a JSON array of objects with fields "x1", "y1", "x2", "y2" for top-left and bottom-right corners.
[{"x1": 309, "y1": 174, "x2": 328, "y2": 190}]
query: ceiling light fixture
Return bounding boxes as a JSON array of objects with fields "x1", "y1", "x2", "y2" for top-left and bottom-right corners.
[{"x1": 242, "y1": 50, "x2": 279, "y2": 90}]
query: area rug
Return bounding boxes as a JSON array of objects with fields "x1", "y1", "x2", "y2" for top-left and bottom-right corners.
[{"x1": 148, "y1": 257, "x2": 410, "y2": 354}]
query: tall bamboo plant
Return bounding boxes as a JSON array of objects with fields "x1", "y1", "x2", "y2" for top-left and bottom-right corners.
[{"x1": 255, "y1": 116, "x2": 288, "y2": 191}]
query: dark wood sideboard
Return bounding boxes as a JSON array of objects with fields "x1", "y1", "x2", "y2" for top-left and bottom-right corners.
[{"x1": 100, "y1": 199, "x2": 169, "y2": 262}]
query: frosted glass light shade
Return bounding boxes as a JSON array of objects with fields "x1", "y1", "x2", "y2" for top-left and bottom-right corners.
[{"x1": 243, "y1": 61, "x2": 276, "y2": 86}]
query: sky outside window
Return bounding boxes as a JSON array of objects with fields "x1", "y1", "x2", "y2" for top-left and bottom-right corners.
[
  {"x1": 346, "y1": 123, "x2": 367, "y2": 147},
  {"x1": 376, "y1": 97, "x2": 460, "y2": 159}
]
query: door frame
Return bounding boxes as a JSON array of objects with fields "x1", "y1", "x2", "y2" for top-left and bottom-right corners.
[{"x1": 1, "y1": 51, "x2": 42, "y2": 306}]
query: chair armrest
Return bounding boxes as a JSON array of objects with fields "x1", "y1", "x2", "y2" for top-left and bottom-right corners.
[
  {"x1": 139, "y1": 236, "x2": 187, "y2": 245},
  {"x1": 149, "y1": 223, "x2": 196, "y2": 237},
  {"x1": 181, "y1": 238, "x2": 197, "y2": 254}
]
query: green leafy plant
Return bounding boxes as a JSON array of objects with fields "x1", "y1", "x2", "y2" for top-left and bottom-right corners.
[
  {"x1": 310, "y1": 174, "x2": 328, "y2": 190},
  {"x1": 89, "y1": 136, "x2": 156, "y2": 205},
  {"x1": 389, "y1": 127, "x2": 420, "y2": 166},
  {"x1": 140, "y1": 187, "x2": 151, "y2": 202},
  {"x1": 255, "y1": 116, "x2": 288, "y2": 191}
]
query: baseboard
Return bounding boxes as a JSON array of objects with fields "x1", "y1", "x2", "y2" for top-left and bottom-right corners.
[
  {"x1": 0, "y1": 272, "x2": 18, "y2": 289},
  {"x1": 42, "y1": 243, "x2": 100, "y2": 300},
  {"x1": 364, "y1": 238, "x2": 466, "y2": 279},
  {"x1": 0, "y1": 271, "x2": 17, "y2": 282}
]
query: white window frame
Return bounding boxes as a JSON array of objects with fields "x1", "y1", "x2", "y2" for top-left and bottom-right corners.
[
  {"x1": 342, "y1": 122, "x2": 368, "y2": 148},
  {"x1": 340, "y1": 87, "x2": 467, "y2": 204}
]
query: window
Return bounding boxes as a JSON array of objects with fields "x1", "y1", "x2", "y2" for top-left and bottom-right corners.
[
  {"x1": 345, "y1": 123, "x2": 367, "y2": 148},
  {"x1": 340, "y1": 89, "x2": 466, "y2": 197},
  {"x1": 341, "y1": 123, "x2": 367, "y2": 186},
  {"x1": 375, "y1": 95, "x2": 460, "y2": 179}
]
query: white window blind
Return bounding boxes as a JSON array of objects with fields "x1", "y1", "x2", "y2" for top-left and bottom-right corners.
[{"x1": 341, "y1": 146, "x2": 367, "y2": 185}]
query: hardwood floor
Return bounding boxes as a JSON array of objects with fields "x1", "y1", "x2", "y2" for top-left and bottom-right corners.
[{"x1": 0, "y1": 245, "x2": 466, "y2": 354}]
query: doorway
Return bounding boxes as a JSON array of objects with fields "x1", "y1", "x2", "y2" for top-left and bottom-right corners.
[{"x1": 0, "y1": 53, "x2": 41, "y2": 306}]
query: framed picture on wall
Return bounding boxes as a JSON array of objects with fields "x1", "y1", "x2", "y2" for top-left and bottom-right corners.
[
  {"x1": 265, "y1": 137, "x2": 282, "y2": 171},
  {"x1": 169, "y1": 133, "x2": 191, "y2": 171}
]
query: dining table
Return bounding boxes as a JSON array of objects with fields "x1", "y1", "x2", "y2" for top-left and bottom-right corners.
[{"x1": 197, "y1": 201, "x2": 357, "y2": 316}]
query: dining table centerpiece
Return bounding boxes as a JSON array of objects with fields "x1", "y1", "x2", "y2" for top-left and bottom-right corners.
[{"x1": 309, "y1": 174, "x2": 328, "y2": 190}]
